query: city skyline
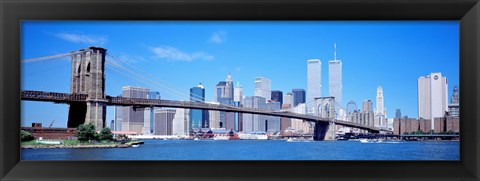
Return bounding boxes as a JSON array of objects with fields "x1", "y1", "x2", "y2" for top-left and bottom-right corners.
[{"x1": 21, "y1": 21, "x2": 459, "y2": 127}]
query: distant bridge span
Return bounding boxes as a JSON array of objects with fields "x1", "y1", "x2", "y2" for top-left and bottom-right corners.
[{"x1": 21, "y1": 90, "x2": 387, "y2": 133}]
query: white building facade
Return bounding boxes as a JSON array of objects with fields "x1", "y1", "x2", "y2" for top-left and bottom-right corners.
[
  {"x1": 234, "y1": 81, "x2": 243, "y2": 104},
  {"x1": 242, "y1": 96, "x2": 266, "y2": 133},
  {"x1": 254, "y1": 77, "x2": 271, "y2": 101},
  {"x1": 172, "y1": 108, "x2": 189, "y2": 136},
  {"x1": 328, "y1": 44, "x2": 343, "y2": 109},
  {"x1": 418, "y1": 72, "x2": 448, "y2": 130},
  {"x1": 307, "y1": 59, "x2": 321, "y2": 114},
  {"x1": 374, "y1": 86, "x2": 387, "y2": 128}
]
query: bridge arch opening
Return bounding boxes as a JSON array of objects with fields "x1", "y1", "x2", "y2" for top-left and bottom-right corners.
[
  {"x1": 86, "y1": 62, "x2": 91, "y2": 76},
  {"x1": 77, "y1": 64, "x2": 81, "y2": 77}
]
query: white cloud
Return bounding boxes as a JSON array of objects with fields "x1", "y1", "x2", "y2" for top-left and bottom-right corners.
[
  {"x1": 209, "y1": 31, "x2": 227, "y2": 44},
  {"x1": 54, "y1": 32, "x2": 107, "y2": 45},
  {"x1": 150, "y1": 46, "x2": 214, "y2": 61}
]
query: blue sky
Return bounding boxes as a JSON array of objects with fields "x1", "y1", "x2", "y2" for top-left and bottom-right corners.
[{"x1": 21, "y1": 21, "x2": 459, "y2": 128}]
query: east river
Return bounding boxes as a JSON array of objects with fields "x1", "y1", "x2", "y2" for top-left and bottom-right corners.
[{"x1": 21, "y1": 140, "x2": 459, "y2": 160}]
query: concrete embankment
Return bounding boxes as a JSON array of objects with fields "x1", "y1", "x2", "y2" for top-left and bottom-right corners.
[{"x1": 21, "y1": 141, "x2": 143, "y2": 149}]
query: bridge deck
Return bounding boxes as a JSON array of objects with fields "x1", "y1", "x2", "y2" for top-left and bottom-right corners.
[{"x1": 21, "y1": 90, "x2": 389, "y2": 132}]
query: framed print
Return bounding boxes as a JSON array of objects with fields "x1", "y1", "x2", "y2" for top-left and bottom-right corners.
[{"x1": 1, "y1": 0, "x2": 479, "y2": 180}]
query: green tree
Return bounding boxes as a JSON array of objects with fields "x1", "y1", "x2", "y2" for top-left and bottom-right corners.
[
  {"x1": 20, "y1": 130, "x2": 35, "y2": 142},
  {"x1": 98, "y1": 127, "x2": 113, "y2": 141},
  {"x1": 75, "y1": 123, "x2": 98, "y2": 142}
]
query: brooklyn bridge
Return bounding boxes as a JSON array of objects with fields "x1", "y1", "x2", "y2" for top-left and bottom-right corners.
[{"x1": 21, "y1": 47, "x2": 390, "y2": 140}]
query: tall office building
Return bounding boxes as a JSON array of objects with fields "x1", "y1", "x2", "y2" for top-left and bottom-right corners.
[
  {"x1": 307, "y1": 59, "x2": 321, "y2": 113},
  {"x1": 190, "y1": 83, "x2": 209, "y2": 131},
  {"x1": 172, "y1": 108, "x2": 189, "y2": 136},
  {"x1": 234, "y1": 81, "x2": 243, "y2": 104},
  {"x1": 361, "y1": 100, "x2": 374, "y2": 126},
  {"x1": 234, "y1": 81, "x2": 243, "y2": 132},
  {"x1": 395, "y1": 109, "x2": 402, "y2": 118},
  {"x1": 215, "y1": 81, "x2": 226, "y2": 102},
  {"x1": 374, "y1": 86, "x2": 386, "y2": 127},
  {"x1": 208, "y1": 108, "x2": 221, "y2": 129},
  {"x1": 215, "y1": 74, "x2": 235, "y2": 129},
  {"x1": 448, "y1": 85, "x2": 459, "y2": 117},
  {"x1": 242, "y1": 96, "x2": 266, "y2": 133},
  {"x1": 291, "y1": 103, "x2": 311, "y2": 133},
  {"x1": 114, "y1": 95, "x2": 123, "y2": 131},
  {"x1": 292, "y1": 89, "x2": 306, "y2": 107},
  {"x1": 144, "y1": 91, "x2": 160, "y2": 134},
  {"x1": 283, "y1": 92, "x2": 293, "y2": 106},
  {"x1": 154, "y1": 109, "x2": 175, "y2": 135},
  {"x1": 143, "y1": 107, "x2": 153, "y2": 135},
  {"x1": 280, "y1": 104, "x2": 292, "y2": 132},
  {"x1": 121, "y1": 86, "x2": 149, "y2": 134},
  {"x1": 271, "y1": 90, "x2": 283, "y2": 105},
  {"x1": 362, "y1": 99, "x2": 373, "y2": 112},
  {"x1": 375, "y1": 86, "x2": 386, "y2": 115},
  {"x1": 328, "y1": 43, "x2": 343, "y2": 109},
  {"x1": 266, "y1": 100, "x2": 281, "y2": 132},
  {"x1": 148, "y1": 92, "x2": 160, "y2": 99},
  {"x1": 418, "y1": 72, "x2": 448, "y2": 129},
  {"x1": 254, "y1": 77, "x2": 271, "y2": 101},
  {"x1": 225, "y1": 73, "x2": 234, "y2": 100},
  {"x1": 346, "y1": 100, "x2": 358, "y2": 114}
]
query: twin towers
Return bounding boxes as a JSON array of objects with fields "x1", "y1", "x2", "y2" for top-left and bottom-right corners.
[{"x1": 307, "y1": 44, "x2": 342, "y2": 114}]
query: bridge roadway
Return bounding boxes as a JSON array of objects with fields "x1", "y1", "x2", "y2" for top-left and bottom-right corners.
[{"x1": 21, "y1": 90, "x2": 388, "y2": 133}]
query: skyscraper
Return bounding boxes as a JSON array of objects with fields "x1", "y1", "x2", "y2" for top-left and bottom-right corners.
[
  {"x1": 292, "y1": 89, "x2": 306, "y2": 107},
  {"x1": 234, "y1": 81, "x2": 243, "y2": 132},
  {"x1": 225, "y1": 73, "x2": 234, "y2": 100},
  {"x1": 215, "y1": 81, "x2": 226, "y2": 102},
  {"x1": 190, "y1": 83, "x2": 208, "y2": 131},
  {"x1": 280, "y1": 104, "x2": 292, "y2": 132},
  {"x1": 418, "y1": 72, "x2": 448, "y2": 129},
  {"x1": 328, "y1": 43, "x2": 342, "y2": 109},
  {"x1": 448, "y1": 85, "x2": 460, "y2": 117},
  {"x1": 395, "y1": 109, "x2": 402, "y2": 118},
  {"x1": 307, "y1": 59, "x2": 321, "y2": 113},
  {"x1": 234, "y1": 81, "x2": 243, "y2": 104},
  {"x1": 145, "y1": 91, "x2": 160, "y2": 134},
  {"x1": 374, "y1": 86, "x2": 386, "y2": 127},
  {"x1": 346, "y1": 100, "x2": 357, "y2": 114},
  {"x1": 114, "y1": 95, "x2": 123, "y2": 131},
  {"x1": 254, "y1": 77, "x2": 271, "y2": 101},
  {"x1": 266, "y1": 100, "x2": 281, "y2": 132},
  {"x1": 283, "y1": 92, "x2": 293, "y2": 106},
  {"x1": 122, "y1": 86, "x2": 149, "y2": 134},
  {"x1": 242, "y1": 96, "x2": 266, "y2": 133},
  {"x1": 154, "y1": 109, "x2": 175, "y2": 135},
  {"x1": 361, "y1": 100, "x2": 374, "y2": 126},
  {"x1": 172, "y1": 108, "x2": 189, "y2": 136},
  {"x1": 271, "y1": 90, "x2": 283, "y2": 105},
  {"x1": 375, "y1": 86, "x2": 385, "y2": 115}
]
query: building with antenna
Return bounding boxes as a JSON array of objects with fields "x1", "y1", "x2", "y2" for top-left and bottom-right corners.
[{"x1": 328, "y1": 43, "x2": 343, "y2": 109}]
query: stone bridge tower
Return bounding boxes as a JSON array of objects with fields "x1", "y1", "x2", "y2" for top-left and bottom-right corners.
[
  {"x1": 313, "y1": 97, "x2": 336, "y2": 140},
  {"x1": 68, "y1": 47, "x2": 107, "y2": 130}
]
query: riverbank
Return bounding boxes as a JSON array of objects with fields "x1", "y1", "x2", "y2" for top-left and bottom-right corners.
[{"x1": 21, "y1": 140, "x2": 143, "y2": 149}]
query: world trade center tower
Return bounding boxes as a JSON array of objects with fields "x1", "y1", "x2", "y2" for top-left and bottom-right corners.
[{"x1": 307, "y1": 59, "x2": 321, "y2": 114}]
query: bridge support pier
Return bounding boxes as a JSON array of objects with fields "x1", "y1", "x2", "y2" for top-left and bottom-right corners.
[
  {"x1": 68, "y1": 47, "x2": 107, "y2": 131},
  {"x1": 313, "y1": 122, "x2": 336, "y2": 141},
  {"x1": 67, "y1": 102, "x2": 87, "y2": 128},
  {"x1": 85, "y1": 101, "x2": 107, "y2": 130}
]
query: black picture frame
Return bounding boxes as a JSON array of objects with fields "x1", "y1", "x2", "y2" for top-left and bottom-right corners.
[{"x1": 1, "y1": 0, "x2": 479, "y2": 180}]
